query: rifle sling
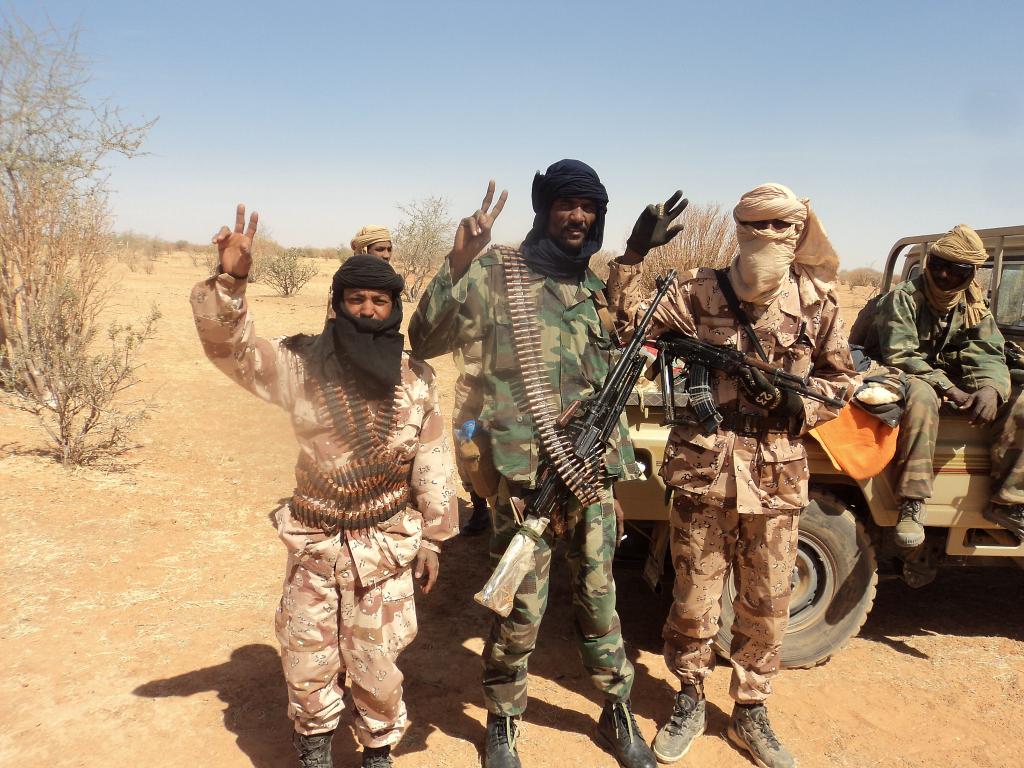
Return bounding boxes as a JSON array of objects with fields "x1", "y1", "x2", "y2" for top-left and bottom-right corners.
[{"x1": 714, "y1": 268, "x2": 770, "y2": 364}]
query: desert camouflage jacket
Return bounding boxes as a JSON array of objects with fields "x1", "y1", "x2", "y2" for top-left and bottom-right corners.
[
  {"x1": 408, "y1": 246, "x2": 638, "y2": 488},
  {"x1": 190, "y1": 273, "x2": 458, "y2": 588},
  {"x1": 607, "y1": 261, "x2": 857, "y2": 514},
  {"x1": 868, "y1": 276, "x2": 1010, "y2": 401}
]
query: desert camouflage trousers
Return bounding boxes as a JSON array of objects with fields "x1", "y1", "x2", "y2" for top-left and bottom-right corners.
[
  {"x1": 663, "y1": 495, "x2": 800, "y2": 703},
  {"x1": 275, "y1": 515, "x2": 417, "y2": 746},
  {"x1": 482, "y1": 478, "x2": 633, "y2": 716},
  {"x1": 896, "y1": 377, "x2": 1024, "y2": 503}
]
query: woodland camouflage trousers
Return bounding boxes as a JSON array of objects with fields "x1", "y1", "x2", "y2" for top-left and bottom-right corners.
[
  {"x1": 662, "y1": 495, "x2": 800, "y2": 703},
  {"x1": 897, "y1": 376, "x2": 1024, "y2": 504},
  {"x1": 481, "y1": 479, "x2": 633, "y2": 716}
]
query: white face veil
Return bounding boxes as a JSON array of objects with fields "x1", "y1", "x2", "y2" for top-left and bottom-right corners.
[{"x1": 729, "y1": 183, "x2": 839, "y2": 306}]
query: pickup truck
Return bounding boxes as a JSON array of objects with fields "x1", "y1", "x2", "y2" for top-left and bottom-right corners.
[{"x1": 617, "y1": 225, "x2": 1024, "y2": 668}]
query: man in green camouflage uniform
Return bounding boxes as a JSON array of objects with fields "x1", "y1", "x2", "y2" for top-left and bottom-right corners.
[
  {"x1": 867, "y1": 224, "x2": 1021, "y2": 546},
  {"x1": 409, "y1": 162, "x2": 658, "y2": 768}
]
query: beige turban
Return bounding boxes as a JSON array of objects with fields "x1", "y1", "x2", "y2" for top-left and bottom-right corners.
[
  {"x1": 729, "y1": 183, "x2": 839, "y2": 306},
  {"x1": 923, "y1": 224, "x2": 988, "y2": 326},
  {"x1": 350, "y1": 225, "x2": 392, "y2": 254}
]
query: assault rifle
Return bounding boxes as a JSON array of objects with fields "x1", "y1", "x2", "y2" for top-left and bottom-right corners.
[
  {"x1": 475, "y1": 270, "x2": 678, "y2": 616},
  {"x1": 655, "y1": 332, "x2": 846, "y2": 434}
]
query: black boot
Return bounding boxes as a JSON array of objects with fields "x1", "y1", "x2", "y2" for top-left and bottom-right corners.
[
  {"x1": 984, "y1": 502, "x2": 1024, "y2": 538},
  {"x1": 462, "y1": 492, "x2": 490, "y2": 535},
  {"x1": 293, "y1": 730, "x2": 334, "y2": 768},
  {"x1": 362, "y1": 745, "x2": 393, "y2": 768},
  {"x1": 597, "y1": 700, "x2": 656, "y2": 768},
  {"x1": 484, "y1": 712, "x2": 521, "y2": 768}
]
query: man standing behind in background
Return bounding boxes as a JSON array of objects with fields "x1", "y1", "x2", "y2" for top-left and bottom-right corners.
[{"x1": 352, "y1": 225, "x2": 394, "y2": 261}]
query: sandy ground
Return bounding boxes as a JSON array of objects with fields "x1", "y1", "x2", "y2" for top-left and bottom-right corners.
[{"x1": 1, "y1": 257, "x2": 1021, "y2": 768}]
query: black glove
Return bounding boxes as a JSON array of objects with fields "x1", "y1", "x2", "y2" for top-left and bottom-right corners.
[
  {"x1": 738, "y1": 368, "x2": 781, "y2": 409},
  {"x1": 626, "y1": 190, "x2": 689, "y2": 256},
  {"x1": 964, "y1": 386, "x2": 999, "y2": 425},
  {"x1": 773, "y1": 389, "x2": 805, "y2": 418}
]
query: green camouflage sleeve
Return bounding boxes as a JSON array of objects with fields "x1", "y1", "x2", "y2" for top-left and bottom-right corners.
[
  {"x1": 958, "y1": 314, "x2": 1011, "y2": 400},
  {"x1": 875, "y1": 287, "x2": 955, "y2": 393},
  {"x1": 408, "y1": 256, "x2": 489, "y2": 361},
  {"x1": 189, "y1": 274, "x2": 295, "y2": 409}
]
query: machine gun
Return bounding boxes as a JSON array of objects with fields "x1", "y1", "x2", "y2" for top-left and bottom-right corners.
[
  {"x1": 475, "y1": 270, "x2": 677, "y2": 616},
  {"x1": 656, "y1": 332, "x2": 846, "y2": 434}
]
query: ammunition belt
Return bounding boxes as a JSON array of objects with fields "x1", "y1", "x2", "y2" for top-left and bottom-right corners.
[
  {"x1": 289, "y1": 369, "x2": 409, "y2": 531},
  {"x1": 718, "y1": 409, "x2": 795, "y2": 437},
  {"x1": 291, "y1": 451, "x2": 410, "y2": 531},
  {"x1": 498, "y1": 247, "x2": 601, "y2": 506}
]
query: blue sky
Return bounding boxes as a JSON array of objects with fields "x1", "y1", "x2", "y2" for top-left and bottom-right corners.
[{"x1": 8, "y1": 1, "x2": 1023, "y2": 268}]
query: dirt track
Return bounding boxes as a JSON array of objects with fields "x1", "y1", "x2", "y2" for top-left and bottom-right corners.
[{"x1": 1, "y1": 256, "x2": 1021, "y2": 767}]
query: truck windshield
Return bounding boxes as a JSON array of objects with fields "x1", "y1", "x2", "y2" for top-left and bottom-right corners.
[{"x1": 995, "y1": 260, "x2": 1024, "y2": 328}]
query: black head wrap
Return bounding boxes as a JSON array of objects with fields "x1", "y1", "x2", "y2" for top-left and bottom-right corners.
[
  {"x1": 328, "y1": 255, "x2": 405, "y2": 398},
  {"x1": 521, "y1": 159, "x2": 609, "y2": 280}
]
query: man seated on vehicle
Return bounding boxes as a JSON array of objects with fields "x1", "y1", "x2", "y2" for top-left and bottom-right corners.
[{"x1": 868, "y1": 224, "x2": 1023, "y2": 545}]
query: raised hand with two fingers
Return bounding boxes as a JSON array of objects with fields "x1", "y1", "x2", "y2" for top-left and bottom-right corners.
[
  {"x1": 213, "y1": 203, "x2": 259, "y2": 279},
  {"x1": 450, "y1": 180, "x2": 508, "y2": 281}
]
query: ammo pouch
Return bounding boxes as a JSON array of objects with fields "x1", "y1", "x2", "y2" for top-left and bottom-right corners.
[
  {"x1": 457, "y1": 427, "x2": 501, "y2": 498},
  {"x1": 719, "y1": 409, "x2": 796, "y2": 437}
]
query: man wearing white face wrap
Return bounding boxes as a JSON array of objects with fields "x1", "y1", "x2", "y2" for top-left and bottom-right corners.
[
  {"x1": 607, "y1": 182, "x2": 856, "y2": 768},
  {"x1": 729, "y1": 182, "x2": 840, "y2": 306}
]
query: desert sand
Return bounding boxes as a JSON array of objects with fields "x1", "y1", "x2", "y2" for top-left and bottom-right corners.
[{"x1": 1, "y1": 256, "x2": 1021, "y2": 767}]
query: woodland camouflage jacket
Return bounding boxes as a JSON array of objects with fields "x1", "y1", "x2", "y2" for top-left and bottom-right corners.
[
  {"x1": 408, "y1": 246, "x2": 639, "y2": 488},
  {"x1": 868, "y1": 276, "x2": 1010, "y2": 401}
]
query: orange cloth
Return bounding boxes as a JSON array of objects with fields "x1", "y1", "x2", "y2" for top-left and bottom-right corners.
[{"x1": 810, "y1": 404, "x2": 899, "y2": 481}]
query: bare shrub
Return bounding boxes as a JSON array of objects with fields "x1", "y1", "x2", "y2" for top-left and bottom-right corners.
[
  {"x1": 391, "y1": 196, "x2": 455, "y2": 299},
  {"x1": 262, "y1": 247, "x2": 318, "y2": 296},
  {"x1": 0, "y1": 16, "x2": 156, "y2": 466},
  {"x1": 839, "y1": 267, "x2": 883, "y2": 290},
  {"x1": 635, "y1": 202, "x2": 737, "y2": 293}
]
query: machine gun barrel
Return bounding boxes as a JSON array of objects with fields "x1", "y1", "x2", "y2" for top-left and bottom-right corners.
[{"x1": 573, "y1": 269, "x2": 677, "y2": 460}]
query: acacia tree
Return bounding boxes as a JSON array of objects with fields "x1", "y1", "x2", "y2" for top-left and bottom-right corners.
[
  {"x1": 0, "y1": 17, "x2": 157, "y2": 466},
  {"x1": 391, "y1": 195, "x2": 455, "y2": 299}
]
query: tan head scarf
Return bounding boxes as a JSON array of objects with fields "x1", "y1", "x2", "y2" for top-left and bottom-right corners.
[
  {"x1": 923, "y1": 224, "x2": 988, "y2": 326},
  {"x1": 350, "y1": 225, "x2": 392, "y2": 254},
  {"x1": 729, "y1": 183, "x2": 839, "y2": 306}
]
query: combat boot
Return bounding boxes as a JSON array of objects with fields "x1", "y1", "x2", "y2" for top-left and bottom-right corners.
[
  {"x1": 652, "y1": 691, "x2": 706, "y2": 763},
  {"x1": 484, "y1": 713, "x2": 521, "y2": 768},
  {"x1": 894, "y1": 498, "x2": 925, "y2": 548},
  {"x1": 293, "y1": 730, "x2": 334, "y2": 768},
  {"x1": 984, "y1": 502, "x2": 1024, "y2": 539},
  {"x1": 362, "y1": 745, "x2": 393, "y2": 768},
  {"x1": 597, "y1": 700, "x2": 657, "y2": 768},
  {"x1": 728, "y1": 704, "x2": 796, "y2": 768},
  {"x1": 462, "y1": 493, "x2": 490, "y2": 535}
]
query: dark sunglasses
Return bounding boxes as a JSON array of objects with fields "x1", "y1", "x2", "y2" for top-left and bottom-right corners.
[{"x1": 927, "y1": 255, "x2": 976, "y2": 280}]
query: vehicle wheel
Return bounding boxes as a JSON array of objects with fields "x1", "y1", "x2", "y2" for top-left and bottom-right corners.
[{"x1": 712, "y1": 490, "x2": 877, "y2": 669}]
